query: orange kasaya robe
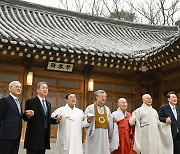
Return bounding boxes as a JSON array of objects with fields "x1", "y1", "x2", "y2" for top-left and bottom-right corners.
[{"x1": 111, "y1": 112, "x2": 136, "y2": 154}]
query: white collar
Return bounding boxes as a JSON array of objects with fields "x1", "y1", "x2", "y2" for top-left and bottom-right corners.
[
  {"x1": 10, "y1": 93, "x2": 18, "y2": 100},
  {"x1": 142, "y1": 103, "x2": 152, "y2": 108},
  {"x1": 65, "y1": 103, "x2": 76, "y2": 110},
  {"x1": 112, "y1": 108, "x2": 125, "y2": 121},
  {"x1": 117, "y1": 108, "x2": 126, "y2": 114},
  {"x1": 169, "y1": 103, "x2": 175, "y2": 109},
  {"x1": 37, "y1": 95, "x2": 45, "y2": 102}
]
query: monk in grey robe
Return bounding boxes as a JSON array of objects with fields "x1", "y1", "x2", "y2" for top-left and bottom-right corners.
[
  {"x1": 84, "y1": 90, "x2": 113, "y2": 154},
  {"x1": 129, "y1": 94, "x2": 173, "y2": 154}
]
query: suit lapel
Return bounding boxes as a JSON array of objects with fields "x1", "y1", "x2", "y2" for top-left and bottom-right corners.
[
  {"x1": 45, "y1": 100, "x2": 50, "y2": 116},
  {"x1": 34, "y1": 96, "x2": 45, "y2": 116},
  {"x1": 7, "y1": 94, "x2": 22, "y2": 115},
  {"x1": 167, "y1": 104, "x2": 177, "y2": 120},
  {"x1": 176, "y1": 107, "x2": 180, "y2": 120},
  {"x1": 167, "y1": 104, "x2": 175, "y2": 119}
]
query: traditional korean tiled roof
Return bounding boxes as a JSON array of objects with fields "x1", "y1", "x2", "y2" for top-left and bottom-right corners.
[{"x1": 0, "y1": 0, "x2": 179, "y2": 61}]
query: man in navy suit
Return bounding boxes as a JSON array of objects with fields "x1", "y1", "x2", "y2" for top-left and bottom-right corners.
[
  {"x1": 0, "y1": 81, "x2": 22, "y2": 154},
  {"x1": 23, "y1": 81, "x2": 57, "y2": 154},
  {"x1": 158, "y1": 91, "x2": 180, "y2": 154}
]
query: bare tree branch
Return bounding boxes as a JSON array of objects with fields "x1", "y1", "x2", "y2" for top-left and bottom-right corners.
[
  {"x1": 57, "y1": 0, "x2": 180, "y2": 25},
  {"x1": 126, "y1": 0, "x2": 180, "y2": 25}
]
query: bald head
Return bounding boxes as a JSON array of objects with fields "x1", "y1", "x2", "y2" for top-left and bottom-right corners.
[
  {"x1": 142, "y1": 94, "x2": 152, "y2": 106},
  {"x1": 118, "y1": 98, "x2": 127, "y2": 103},
  {"x1": 117, "y1": 98, "x2": 128, "y2": 112}
]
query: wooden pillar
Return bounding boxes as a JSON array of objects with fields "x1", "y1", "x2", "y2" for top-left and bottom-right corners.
[{"x1": 21, "y1": 68, "x2": 33, "y2": 141}]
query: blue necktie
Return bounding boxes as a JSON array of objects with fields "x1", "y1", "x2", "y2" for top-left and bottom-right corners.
[
  {"x1": 15, "y1": 98, "x2": 21, "y2": 114},
  {"x1": 42, "y1": 100, "x2": 47, "y2": 115},
  {"x1": 173, "y1": 107, "x2": 179, "y2": 132},
  {"x1": 173, "y1": 107, "x2": 177, "y2": 120}
]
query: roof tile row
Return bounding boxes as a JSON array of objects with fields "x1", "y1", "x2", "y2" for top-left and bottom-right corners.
[{"x1": 0, "y1": 0, "x2": 179, "y2": 61}]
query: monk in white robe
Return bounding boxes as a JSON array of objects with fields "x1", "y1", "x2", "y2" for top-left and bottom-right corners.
[
  {"x1": 84, "y1": 90, "x2": 113, "y2": 154},
  {"x1": 129, "y1": 94, "x2": 173, "y2": 154},
  {"x1": 51, "y1": 93, "x2": 89, "y2": 154}
]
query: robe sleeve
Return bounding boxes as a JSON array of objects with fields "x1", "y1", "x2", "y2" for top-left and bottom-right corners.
[
  {"x1": 51, "y1": 107, "x2": 61, "y2": 118},
  {"x1": 82, "y1": 112, "x2": 90, "y2": 128},
  {"x1": 130, "y1": 109, "x2": 142, "y2": 154},
  {"x1": 84, "y1": 105, "x2": 96, "y2": 137},
  {"x1": 158, "y1": 121, "x2": 173, "y2": 154},
  {"x1": 110, "y1": 122, "x2": 119, "y2": 152},
  {"x1": 84, "y1": 105, "x2": 94, "y2": 127},
  {"x1": 107, "y1": 107, "x2": 114, "y2": 138}
]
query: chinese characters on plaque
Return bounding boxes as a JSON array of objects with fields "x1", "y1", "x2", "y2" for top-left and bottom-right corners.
[{"x1": 47, "y1": 62, "x2": 73, "y2": 72}]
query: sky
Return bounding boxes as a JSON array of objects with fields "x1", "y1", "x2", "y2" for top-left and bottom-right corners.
[
  {"x1": 21, "y1": 0, "x2": 179, "y2": 25},
  {"x1": 22, "y1": 0, "x2": 138, "y2": 10},
  {"x1": 21, "y1": 0, "x2": 138, "y2": 19},
  {"x1": 22, "y1": 0, "x2": 60, "y2": 7}
]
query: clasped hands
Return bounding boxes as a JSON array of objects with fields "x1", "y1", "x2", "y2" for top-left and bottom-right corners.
[
  {"x1": 166, "y1": 117, "x2": 171, "y2": 124},
  {"x1": 25, "y1": 110, "x2": 34, "y2": 119},
  {"x1": 55, "y1": 114, "x2": 63, "y2": 122},
  {"x1": 54, "y1": 114, "x2": 93, "y2": 123}
]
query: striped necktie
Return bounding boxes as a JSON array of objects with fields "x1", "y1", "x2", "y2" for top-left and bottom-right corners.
[
  {"x1": 173, "y1": 106, "x2": 177, "y2": 120},
  {"x1": 42, "y1": 100, "x2": 47, "y2": 115},
  {"x1": 15, "y1": 98, "x2": 21, "y2": 114}
]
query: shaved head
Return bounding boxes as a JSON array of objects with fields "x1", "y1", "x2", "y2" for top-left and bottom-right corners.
[
  {"x1": 142, "y1": 94, "x2": 151, "y2": 100},
  {"x1": 118, "y1": 98, "x2": 127, "y2": 103},
  {"x1": 142, "y1": 94, "x2": 152, "y2": 106},
  {"x1": 117, "y1": 97, "x2": 128, "y2": 112}
]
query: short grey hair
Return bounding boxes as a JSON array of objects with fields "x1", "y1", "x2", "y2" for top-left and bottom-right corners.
[
  {"x1": 94, "y1": 90, "x2": 107, "y2": 97},
  {"x1": 9, "y1": 81, "x2": 21, "y2": 88},
  {"x1": 36, "y1": 81, "x2": 48, "y2": 89}
]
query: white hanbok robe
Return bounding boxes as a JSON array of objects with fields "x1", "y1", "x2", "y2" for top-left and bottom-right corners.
[
  {"x1": 51, "y1": 104, "x2": 88, "y2": 154},
  {"x1": 110, "y1": 108, "x2": 126, "y2": 152},
  {"x1": 129, "y1": 103, "x2": 173, "y2": 154},
  {"x1": 84, "y1": 104, "x2": 113, "y2": 154}
]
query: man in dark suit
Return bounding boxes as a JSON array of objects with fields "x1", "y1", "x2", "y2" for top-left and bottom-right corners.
[
  {"x1": 23, "y1": 81, "x2": 57, "y2": 154},
  {"x1": 158, "y1": 91, "x2": 180, "y2": 154},
  {"x1": 0, "y1": 81, "x2": 22, "y2": 154}
]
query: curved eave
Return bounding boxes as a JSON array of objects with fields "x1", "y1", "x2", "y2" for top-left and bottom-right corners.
[
  {"x1": 0, "y1": 0, "x2": 179, "y2": 62},
  {"x1": 140, "y1": 34, "x2": 180, "y2": 60}
]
